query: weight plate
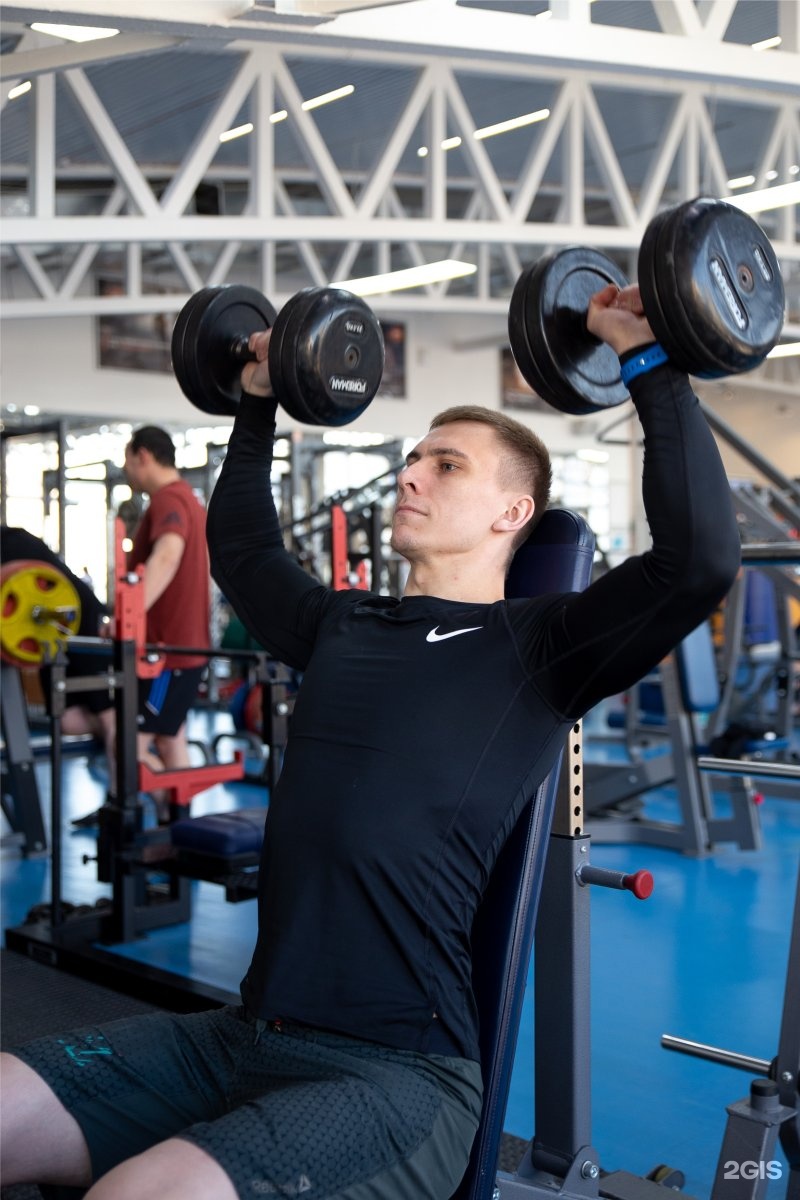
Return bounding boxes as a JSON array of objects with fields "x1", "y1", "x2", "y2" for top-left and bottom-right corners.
[
  {"x1": 659, "y1": 200, "x2": 731, "y2": 376},
  {"x1": 270, "y1": 289, "x2": 322, "y2": 424},
  {"x1": 638, "y1": 206, "x2": 689, "y2": 371},
  {"x1": 171, "y1": 288, "x2": 216, "y2": 408},
  {"x1": 0, "y1": 559, "x2": 81, "y2": 667},
  {"x1": 172, "y1": 286, "x2": 277, "y2": 416},
  {"x1": 657, "y1": 197, "x2": 784, "y2": 377},
  {"x1": 644, "y1": 201, "x2": 730, "y2": 377},
  {"x1": 288, "y1": 288, "x2": 385, "y2": 426},
  {"x1": 266, "y1": 290, "x2": 298, "y2": 415},
  {"x1": 508, "y1": 262, "x2": 555, "y2": 405},
  {"x1": 510, "y1": 248, "x2": 630, "y2": 415}
]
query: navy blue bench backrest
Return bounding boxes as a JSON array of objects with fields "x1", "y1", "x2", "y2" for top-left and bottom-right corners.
[
  {"x1": 450, "y1": 508, "x2": 596, "y2": 1200},
  {"x1": 674, "y1": 620, "x2": 720, "y2": 715}
]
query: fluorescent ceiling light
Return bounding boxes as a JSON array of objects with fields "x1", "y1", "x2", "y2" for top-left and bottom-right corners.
[
  {"x1": 334, "y1": 259, "x2": 477, "y2": 296},
  {"x1": 301, "y1": 84, "x2": 354, "y2": 111},
  {"x1": 576, "y1": 448, "x2": 609, "y2": 464},
  {"x1": 767, "y1": 342, "x2": 800, "y2": 359},
  {"x1": 219, "y1": 122, "x2": 253, "y2": 143},
  {"x1": 728, "y1": 174, "x2": 756, "y2": 189},
  {"x1": 322, "y1": 431, "x2": 388, "y2": 446},
  {"x1": 220, "y1": 86, "x2": 353, "y2": 139},
  {"x1": 7, "y1": 81, "x2": 31, "y2": 100},
  {"x1": 752, "y1": 35, "x2": 781, "y2": 50},
  {"x1": 474, "y1": 108, "x2": 550, "y2": 140},
  {"x1": 727, "y1": 180, "x2": 800, "y2": 213},
  {"x1": 30, "y1": 22, "x2": 119, "y2": 42},
  {"x1": 220, "y1": 85, "x2": 353, "y2": 139},
  {"x1": 417, "y1": 107, "x2": 550, "y2": 157}
]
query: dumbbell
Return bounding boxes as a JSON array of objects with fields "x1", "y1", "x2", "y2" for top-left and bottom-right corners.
[
  {"x1": 171, "y1": 285, "x2": 385, "y2": 426},
  {"x1": 507, "y1": 196, "x2": 785, "y2": 416}
]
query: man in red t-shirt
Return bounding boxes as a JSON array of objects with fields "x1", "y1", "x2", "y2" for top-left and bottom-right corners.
[{"x1": 122, "y1": 425, "x2": 210, "y2": 817}]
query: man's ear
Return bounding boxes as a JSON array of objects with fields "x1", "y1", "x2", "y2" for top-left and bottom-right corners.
[{"x1": 492, "y1": 495, "x2": 535, "y2": 534}]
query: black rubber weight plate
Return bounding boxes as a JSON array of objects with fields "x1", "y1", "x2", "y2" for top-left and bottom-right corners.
[
  {"x1": 669, "y1": 197, "x2": 785, "y2": 376},
  {"x1": 536, "y1": 247, "x2": 630, "y2": 414},
  {"x1": 193, "y1": 286, "x2": 277, "y2": 416}
]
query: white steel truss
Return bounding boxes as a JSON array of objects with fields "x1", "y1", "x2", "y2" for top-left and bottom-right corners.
[{"x1": 0, "y1": 0, "x2": 798, "y2": 334}]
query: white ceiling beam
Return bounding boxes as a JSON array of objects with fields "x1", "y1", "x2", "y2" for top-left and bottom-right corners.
[
  {"x1": 696, "y1": 0, "x2": 739, "y2": 43},
  {"x1": 580, "y1": 81, "x2": 637, "y2": 228},
  {"x1": 0, "y1": 0, "x2": 255, "y2": 21},
  {"x1": 62, "y1": 67, "x2": 160, "y2": 216},
  {"x1": 636, "y1": 93, "x2": 694, "y2": 226},
  {"x1": 274, "y1": 178, "x2": 328, "y2": 286},
  {"x1": 58, "y1": 184, "x2": 126, "y2": 299},
  {"x1": 13, "y1": 245, "x2": 57, "y2": 297},
  {"x1": 250, "y1": 53, "x2": 275, "y2": 221},
  {"x1": 159, "y1": 56, "x2": 260, "y2": 218},
  {"x1": 695, "y1": 95, "x2": 740, "y2": 198},
  {"x1": 271, "y1": 53, "x2": 357, "y2": 218},
  {"x1": 356, "y1": 64, "x2": 433, "y2": 217},
  {"x1": 30, "y1": 71, "x2": 54, "y2": 218},
  {"x1": 5, "y1": 215, "x2": 799, "y2": 257},
  {"x1": 652, "y1": 0, "x2": 704, "y2": 38},
  {"x1": 0, "y1": 35, "x2": 186, "y2": 82},
  {"x1": 316, "y1": 3, "x2": 800, "y2": 91},
  {"x1": 441, "y1": 67, "x2": 514, "y2": 224},
  {"x1": 510, "y1": 79, "x2": 575, "y2": 223},
  {"x1": 426, "y1": 61, "x2": 447, "y2": 224},
  {"x1": 166, "y1": 243, "x2": 204, "y2": 293},
  {"x1": 779, "y1": 0, "x2": 799, "y2": 54}
]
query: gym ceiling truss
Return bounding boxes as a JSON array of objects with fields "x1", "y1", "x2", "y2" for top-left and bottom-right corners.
[{"x1": 0, "y1": 0, "x2": 798, "y2": 350}]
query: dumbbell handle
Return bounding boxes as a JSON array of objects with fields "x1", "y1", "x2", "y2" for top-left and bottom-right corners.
[
  {"x1": 229, "y1": 335, "x2": 258, "y2": 364},
  {"x1": 31, "y1": 605, "x2": 79, "y2": 624}
]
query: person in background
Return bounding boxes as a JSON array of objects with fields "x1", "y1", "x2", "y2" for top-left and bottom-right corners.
[{"x1": 73, "y1": 426, "x2": 211, "y2": 826}]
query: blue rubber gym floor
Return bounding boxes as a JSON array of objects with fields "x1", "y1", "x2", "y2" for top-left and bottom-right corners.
[{"x1": 2, "y1": 710, "x2": 798, "y2": 1198}]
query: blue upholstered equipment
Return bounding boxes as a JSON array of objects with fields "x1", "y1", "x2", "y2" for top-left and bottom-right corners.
[{"x1": 451, "y1": 507, "x2": 596, "y2": 1200}]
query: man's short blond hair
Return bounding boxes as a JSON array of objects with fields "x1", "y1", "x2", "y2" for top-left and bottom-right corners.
[{"x1": 429, "y1": 405, "x2": 552, "y2": 551}]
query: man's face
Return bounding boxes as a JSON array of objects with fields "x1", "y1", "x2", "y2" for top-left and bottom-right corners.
[
  {"x1": 390, "y1": 421, "x2": 518, "y2": 562},
  {"x1": 124, "y1": 444, "x2": 147, "y2": 494}
]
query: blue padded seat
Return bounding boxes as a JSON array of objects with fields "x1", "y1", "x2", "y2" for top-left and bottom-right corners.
[{"x1": 171, "y1": 807, "x2": 267, "y2": 856}]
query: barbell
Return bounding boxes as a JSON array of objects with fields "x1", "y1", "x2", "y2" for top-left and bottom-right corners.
[
  {"x1": 507, "y1": 196, "x2": 785, "y2": 416},
  {"x1": 0, "y1": 560, "x2": 81, "y2": 668},
  {"x1": 171, "y1": 284, "x2": 385, "y2": 426}
]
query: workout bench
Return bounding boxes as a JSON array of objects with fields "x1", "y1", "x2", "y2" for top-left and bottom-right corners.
[{"x1": 586, "y1": 619, "x2": 765, "y2": 856}]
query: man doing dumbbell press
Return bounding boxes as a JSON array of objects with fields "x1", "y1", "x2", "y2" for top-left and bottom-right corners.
[{"x1": 0, "y1": 283, "x2": 741, "y2": 1200}]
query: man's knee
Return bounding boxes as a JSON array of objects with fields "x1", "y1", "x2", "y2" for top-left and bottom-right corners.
[
  {"x1": 85, "y1": 1138, "x2": 237, "y2": 1200},
  {"x1": 0, "y1": 1053, "x2": 92, "y2": 1187}
]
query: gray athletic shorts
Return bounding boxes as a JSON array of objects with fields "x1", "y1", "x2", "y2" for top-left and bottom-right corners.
[{"x1": 12, "y1": 1003, "x2": 483, "y2": 1199}]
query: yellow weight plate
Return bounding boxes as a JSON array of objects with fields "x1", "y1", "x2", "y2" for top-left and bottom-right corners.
[{"x1": 0, "y1": 559, "x2": 81, "y2": 667}]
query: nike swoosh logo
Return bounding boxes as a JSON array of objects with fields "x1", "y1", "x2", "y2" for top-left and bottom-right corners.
[{"x1": 426, "y1": 626, "x2": 483, "y2": 643}]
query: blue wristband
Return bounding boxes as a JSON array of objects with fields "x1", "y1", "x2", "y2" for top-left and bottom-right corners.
[{"x1": 619, "y1": 343, "x2": 669, "y2": 387}]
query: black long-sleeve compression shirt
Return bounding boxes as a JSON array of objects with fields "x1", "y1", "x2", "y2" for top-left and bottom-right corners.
[{"x1": 207, "y1": 363, "x2": 739, "y2": 1062}]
